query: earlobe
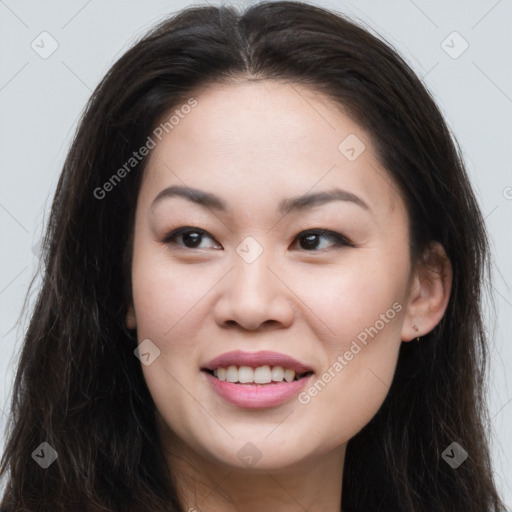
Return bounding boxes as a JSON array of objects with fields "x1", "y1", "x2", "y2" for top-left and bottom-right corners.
[
  {"x1": 401, "y1": 241, "x2": 452, "y2": 342},
  {"x1": 126, "y1": 304, "x2": 137, "y2": 330}
]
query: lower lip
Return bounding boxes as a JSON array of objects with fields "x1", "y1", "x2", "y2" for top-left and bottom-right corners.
[{"x1": 203, "y1": 371, "x2": 312, "y2": 409}]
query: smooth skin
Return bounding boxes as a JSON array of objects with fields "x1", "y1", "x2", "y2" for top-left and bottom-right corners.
[{"x1": 126, "y1": 80, "x2": 452, "y2": 512}]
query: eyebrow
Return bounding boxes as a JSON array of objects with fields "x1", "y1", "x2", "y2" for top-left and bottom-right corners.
[{"x1": 150, "y1": 185, "x2": 370, "y2": 214}]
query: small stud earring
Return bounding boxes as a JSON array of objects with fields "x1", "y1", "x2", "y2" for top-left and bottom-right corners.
[{"x1": 413, "y1": 323, "x2": 420, "y2": 342}]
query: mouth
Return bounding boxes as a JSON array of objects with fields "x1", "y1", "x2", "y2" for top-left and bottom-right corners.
[
  {"x1": 202, "y1": 368, "x2": 314, "y2": 409},
  {"x1": 200, "y1": 350, "x2": 314, "y2": 408},
  {"x1": 202, "y1": 365, "x2": 314, "y2": 384}
]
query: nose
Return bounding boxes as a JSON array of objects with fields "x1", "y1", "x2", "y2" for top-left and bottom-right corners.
[{"x1": 214, "y1": 254, "x2": 295, "y2": 331}]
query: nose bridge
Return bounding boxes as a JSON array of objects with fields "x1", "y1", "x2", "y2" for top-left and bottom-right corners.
[
  {"x1": 231, "y1": 239, "x2": 278, "y2": 302},
  {"x1": 214, "y1": 236, "x2": 294, "y2": 329}
]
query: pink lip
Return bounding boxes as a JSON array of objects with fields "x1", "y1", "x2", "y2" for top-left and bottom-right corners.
[
  {"x1": 201, "y1": 350, "x2": 313, "y2": 409},
  {"x1": 201, "y1": 350, "x2": 312, "y2": 373},
  {"x1": 203, "y1": 372, "x2": 313, "y2": 409}
]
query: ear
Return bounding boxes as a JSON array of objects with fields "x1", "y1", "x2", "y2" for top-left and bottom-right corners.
[
  {"x1": 401, "y1": 241, "x2": 452, "y2": 342},
  {"x1": 126, "y1": 303, "x2": 137, "y2": 330}
]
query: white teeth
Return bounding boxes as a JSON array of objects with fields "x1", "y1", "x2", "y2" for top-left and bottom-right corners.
[
  {"x1": 212, "y1": 365, "x2": 300, "y2": 384},
  {"x1": 271, "y1": 366, "x2": 284, "y2": 381},
  {"x1": 238, "y1": 366, "x2": 254, "y2": 383},
  {"x1": 254, "y1": 365, "x2": 272, "y2": 384},
  {"x1": 284, "y1": 369, "x2": 295, "y2": 382},
  {"x1": 225, "y1": 365, "x2": 238, "y2": 383}
]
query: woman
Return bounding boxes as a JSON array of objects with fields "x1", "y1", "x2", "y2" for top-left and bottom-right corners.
[{"x1": 0, "y1": 1, "x2": 507, "y2": 511}]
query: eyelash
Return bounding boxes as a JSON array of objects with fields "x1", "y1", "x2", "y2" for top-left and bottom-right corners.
[{"x1": 161, "y1": 226, "x2": 354, "y2": 251}]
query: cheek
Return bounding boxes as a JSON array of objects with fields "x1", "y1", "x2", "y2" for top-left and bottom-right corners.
[
  {"x1": 288, "y1": 255, "x2": 407, "y2": 348},
  {"x1": 288, "y1": 259, "x2": 405, "y2": 441},
  {"x1": 129, "y1": 249, "x2": 213, "y2": 417},
  {"x1": 295, "y1": 289, "x2": 402, "y2": 451},
  {"x1": 130, "y1": 252, "x2": 211, "y2": 439},
  {"x1": 130, "y1": 241, "x2": 211, "y2": 341},
  {"x1": 299, "y1": 351, "x2": 397, "y2": 452}
]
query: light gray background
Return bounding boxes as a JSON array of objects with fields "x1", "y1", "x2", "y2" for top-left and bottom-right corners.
[{"x1": 1, "y1": 0, "x2": 511, "y2": 507}]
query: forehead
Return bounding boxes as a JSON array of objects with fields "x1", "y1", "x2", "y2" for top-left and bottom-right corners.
[{"x1": 141, "y1": 80, "x2": 403, "y2": 220}]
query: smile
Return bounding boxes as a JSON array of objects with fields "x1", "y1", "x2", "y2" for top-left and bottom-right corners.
[
  {"x1": 208, "y1": 365, "x2": 312, "y2": 384},
  {"x1": 201, "y1": 350, "x2": 314, "y2": 408}
]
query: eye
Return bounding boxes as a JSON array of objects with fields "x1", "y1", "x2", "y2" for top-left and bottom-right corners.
[
  {"x1": 292, "y1": 229, "x2": 353, "y2": 251},
  {"x1": 162, "y1": 227, "x2": 222, "y2": 250},
  {"x1": 161, "y1": 227, "x2": 352, "y2": 252}
]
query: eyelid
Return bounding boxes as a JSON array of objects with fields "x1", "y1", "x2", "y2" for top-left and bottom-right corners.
[
  {"x1": 161, "y1": 226, "x2": 222, "y2": 249},
  {"x1": 292, "y1": 228, "x2": 354, "y2": 249},
  {"x1": 160, "y1": 226, "x2": 354, "y2": 251}
]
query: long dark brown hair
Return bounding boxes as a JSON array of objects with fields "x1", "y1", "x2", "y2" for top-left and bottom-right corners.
[{"x1": 0, "y1": 2, "x2": 507, "y2": 511}]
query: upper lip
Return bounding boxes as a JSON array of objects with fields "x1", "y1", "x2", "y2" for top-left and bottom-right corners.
[{"x1": 201, "y1": 350, "x2": 313, "y2": 374}]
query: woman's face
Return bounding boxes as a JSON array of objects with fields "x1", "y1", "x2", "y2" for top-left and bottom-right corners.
[{"x1": 127, "y1": 80, "x2": 418, "y2": 471}]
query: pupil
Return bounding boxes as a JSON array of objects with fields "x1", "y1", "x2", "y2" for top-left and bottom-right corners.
[
  {"x1": 183, "y1": 232, "x2": 202, "y2": 247},
  {"x1": 301, "y1": 234, "x2": 318, "y2": 250}
]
